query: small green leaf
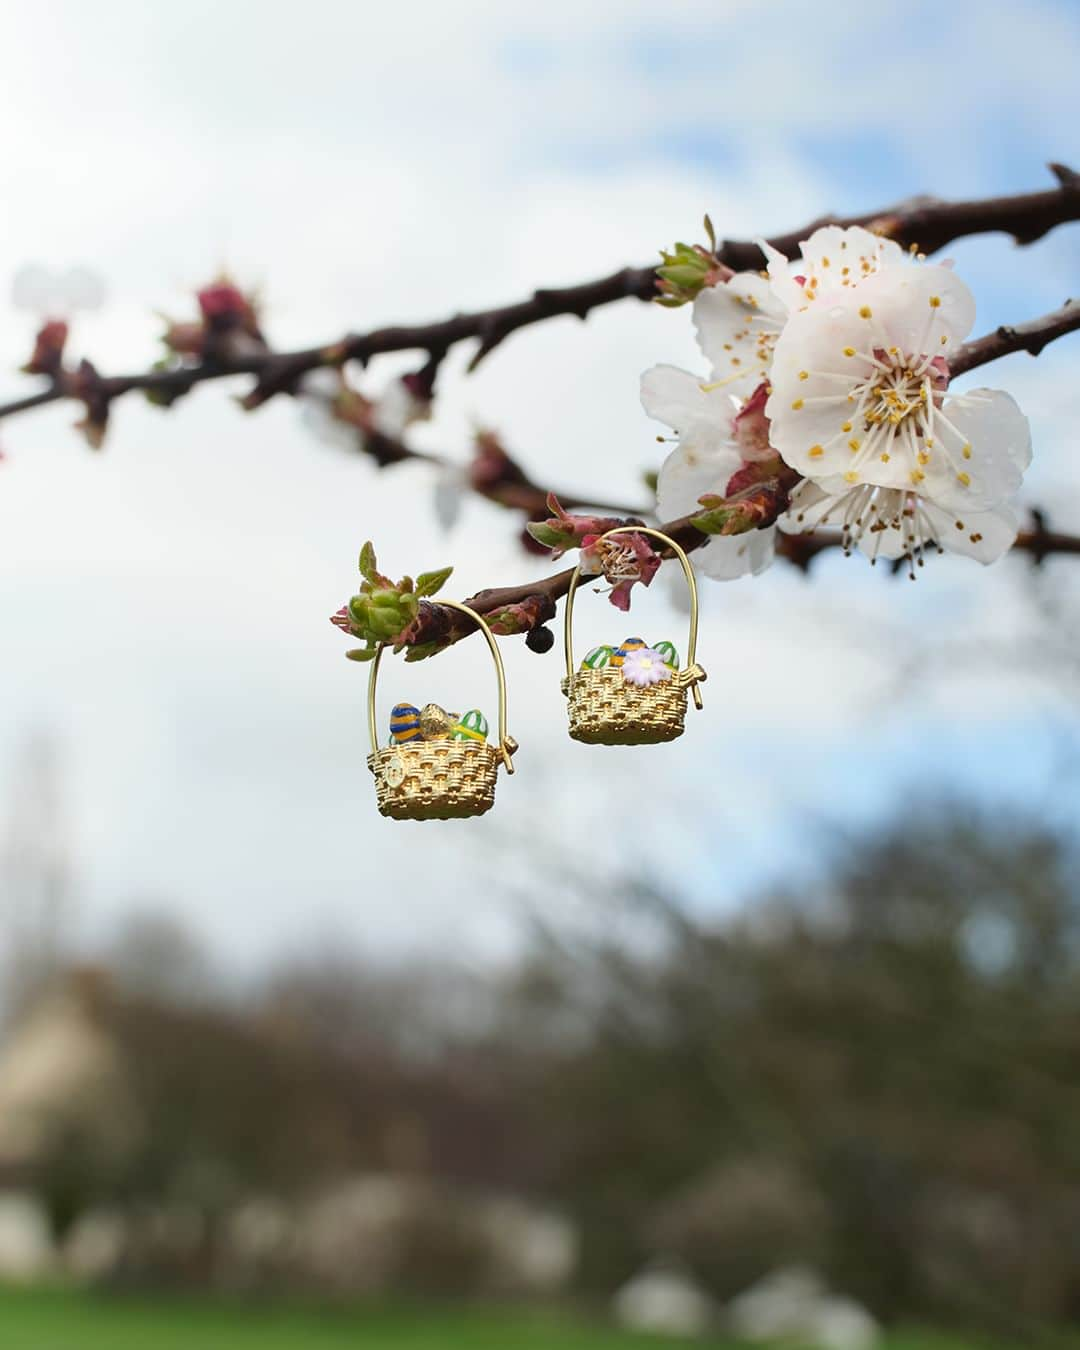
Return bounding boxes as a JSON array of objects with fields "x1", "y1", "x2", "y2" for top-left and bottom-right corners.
[
  {"x1": 403, "y1": 640, "x2": 450, "y2": 662},
  {"x1": 358, "y1": 541, "x2": 378, "y2": 583},
  {"x1": 415, "y1": 565, "x2": 453, "y2": 598},
  {"x1": 525, "y1": 521, "x2": 569, "y2": 549},
  {"x1": 345, "y1": 646, "x2": 378, "y2": 662}
]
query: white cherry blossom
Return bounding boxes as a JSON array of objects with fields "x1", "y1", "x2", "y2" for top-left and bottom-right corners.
[
  {"x1": 641, "y1": 364, "x2": 777, "y2": 580},
  {"x1": 766, "y1": 263, "x2": 1031, "y2": 512}
]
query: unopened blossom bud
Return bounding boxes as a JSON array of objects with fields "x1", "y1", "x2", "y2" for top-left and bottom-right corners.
[
  {"x1": 525, "y1": 494, "x2": 630, "y2": 559},
  {"x1": 161, "y1": 320, "x2": 206, "y2": 358},
  {"x1": 655, "y1": 234, "x2": 733, "y2": 308},
  {"x1": 22, "y1": 319, "x2": 68, "y2": 377},
  {"x1": 195, "y1": 277, "x2": 266, "y2": 366},
  {"x1": 347, "y1": 588, "x2": 419, "y2": 643},
  {"x1": 197, "y1": 279, "x2": 259, "y2": 333},
  {"x1": 469, "y1": 430, "x2": 526, "y2": 494},
  {"x1": 485, "y1": 595, "x2": 556, "y2": 637},
  {"x1": 692, "y1": 483, "x2": 787, "y2": 536},
  {"x1": 70, "y1": 359, "x2": 110, "y2": 450}
]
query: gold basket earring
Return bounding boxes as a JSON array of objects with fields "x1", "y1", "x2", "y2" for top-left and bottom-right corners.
[
  {"x1": 367, "y1": 600, "x2": 518, "y2": 820},
  {"x1": 561, "y1": 527, "x2": 707, "y2": 746}
]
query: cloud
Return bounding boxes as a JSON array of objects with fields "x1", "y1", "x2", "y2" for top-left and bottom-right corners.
[{"x1": 0, "y1": 0, "x2": 1076, "y2": 965}]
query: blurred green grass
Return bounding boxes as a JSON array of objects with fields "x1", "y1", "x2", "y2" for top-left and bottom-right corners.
[{"x1": 0, "y1": 1285, "x2": 1008, "y2": 1350}]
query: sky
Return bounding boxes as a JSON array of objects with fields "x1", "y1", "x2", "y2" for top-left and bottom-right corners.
[{"x1": 0, "y1": 0, "x2": 1078, "y2": 974}]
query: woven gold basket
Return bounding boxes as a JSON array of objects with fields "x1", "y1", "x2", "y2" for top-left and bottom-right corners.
[
  {"x1": 561, "y1": 526, "x2": 707, "y2": 747},
  {"x1": 367, "y1": 600, "x2": 517, "y2": 821}
]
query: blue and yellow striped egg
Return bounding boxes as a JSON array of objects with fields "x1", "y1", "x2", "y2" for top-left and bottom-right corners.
[
  {"x1": 389, "y1": 703, "x2": 422, "y2": 745},
  {"x1": 652, "y1": 640, "x2": 680, "y2": 669},
  {"x1": 610, "y1": 637, "x2": 646, "y2": 669},
  {"x1": 581, "y1": 645, "x2": 615, "y2": 671},
  {"x1": 450, "y1": 709, "x2": 489, "y2": 744}
]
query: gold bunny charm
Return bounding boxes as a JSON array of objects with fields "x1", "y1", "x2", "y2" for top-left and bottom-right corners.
[{"x1": 418, "y1": 703, "x2": 458, "y2": 740}]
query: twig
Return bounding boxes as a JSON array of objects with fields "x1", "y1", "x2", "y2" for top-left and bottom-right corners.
[
  {"x1": 2, "y1": 167, "x2": 1078, "y2": 426},
  {"x1": 951, "y1": 299, "x2": 1079, "y2": 375}
]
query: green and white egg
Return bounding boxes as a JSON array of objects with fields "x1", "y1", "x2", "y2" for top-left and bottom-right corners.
[
  {"x1": 581, "y1": 645, "x2": 615, "y2": 670},
  {"x1": 450, "y1": 709, "x2": 489, "y2": 743},
  {"x1": 652, "y1": 640, "x2": 680, "y2": 669}
]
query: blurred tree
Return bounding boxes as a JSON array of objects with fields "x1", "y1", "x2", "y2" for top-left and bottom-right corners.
[{"x1": 503, "y1": 802, "x2": 1080, "y2": 1333}]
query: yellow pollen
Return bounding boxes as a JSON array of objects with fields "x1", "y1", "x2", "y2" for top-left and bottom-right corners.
[
  {"x1": 848, "y1": 438, "x2": 861, "y2": 451},
  {"x1": 791, "y1": 399, "x2": 804, "y2": 410},
  {"x1": 808, "y1": 445, "x2": 824, "y2": 459},
  {"x1": 844, "y1": 471, "x2": 859, "y2": 483},
  {"x1": 929, "y1": 295, "x2": 941, "y2": 308},
  {"x1": 917, "y1": 451, "x2": 930, "y2": 465},
  {"x1": 858, "y1": 306, "x2": 872, "y2": 319},
  {"x1": 957, "y1": 471, "x2": 971, "y2": 487},
  {"x1": 842, "y1": 346, "x2": 856, "y2": 357},
  {"x1": 962, "y1": 443, "x2": 972, "y2": 459},
  {"x1": 880, "y1": 453, "x2": 891, "y2": 463},
  {"x1": 841, "y1": 421, "x2": 852, "y2": 432},
  {"x1": 910, "y1": 470, "x2": 925, "y2": 484},
  {"x1": 799, "y1": 370, "x2": 809, "y2": 381},
  {"x1": 926, "y1": 437, "x2": 935, "y2": 447},
  {"x1": 940, "y1": 335, "x2": 948, "y2": 345}
]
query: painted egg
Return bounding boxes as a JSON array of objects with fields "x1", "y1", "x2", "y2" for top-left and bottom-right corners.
[
  {"x1": 581, "y1": 645, "x2": 615, "y2": 670},
  {"x1": 419, "y1": 703, "x2": 458, "y2": 740},
  {"x1": 450, "y1": 709, "x2": 489, "y2": 743},
  {"x1": 389, "y1": 703, "x2": 422, "y2": 744},
  {"x1": 611, "y1": 636, "x2": 646, "y2": 668},
  {"x1": 652, "y1": 640, "x2": 680, "y2": 669}
]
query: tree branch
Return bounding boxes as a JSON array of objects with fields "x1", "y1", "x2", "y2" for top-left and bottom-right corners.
[
  {"x1": 406, "y1": 299, "x2": 1080, "y2": 646},
  {"x1": 2, "y1": 167, "x2": 1078, "y2": 428},
  {"x1": 951, "y1": 299, "x2": 1079, "y2": 376}
]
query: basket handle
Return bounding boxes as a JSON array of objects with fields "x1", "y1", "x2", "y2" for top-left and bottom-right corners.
[
  {"x1": 367, "y1": 599, "x2": 517, "y2": 773},
  {"x1": 563, "y1": 526, "x2": 706, "y2": 711}
]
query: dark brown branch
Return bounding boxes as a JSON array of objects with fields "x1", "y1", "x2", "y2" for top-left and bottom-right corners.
[
  {"x1": 715, "y1": 161, "x2": 1080, "y2": 271},
  {"x1": 951, "y1": 299, "x2": 1079, "y2": 375},
  {"x1": 2, "y1": 167, "x2": 1079, "y2": 428}
]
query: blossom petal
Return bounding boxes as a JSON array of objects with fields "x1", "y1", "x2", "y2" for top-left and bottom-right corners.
[
  {"x1": 698, "y1": 526, "x2": 776, "y2": 579},
  {"x1": 780, "y1": 481, "x2": 1020, "y2": 567},
  {"x1": 640, "y1": 364, "x2": 710, "y2": 432},
  {"x1": 798, "y1": 225, "x2": 906, "y2": 292},
  {"x1": 922, "y1": 498, "x2": 1020, "y2": 563},
  {"x1": 692, "y1": 276, "x2": 784, "y2": 397},
  {"x1": 656, "y1": 439, "x2": 743, "y2": 520},
  {"x1": 924, "y1": 389, "x2": 1032, "y2": 511}
]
